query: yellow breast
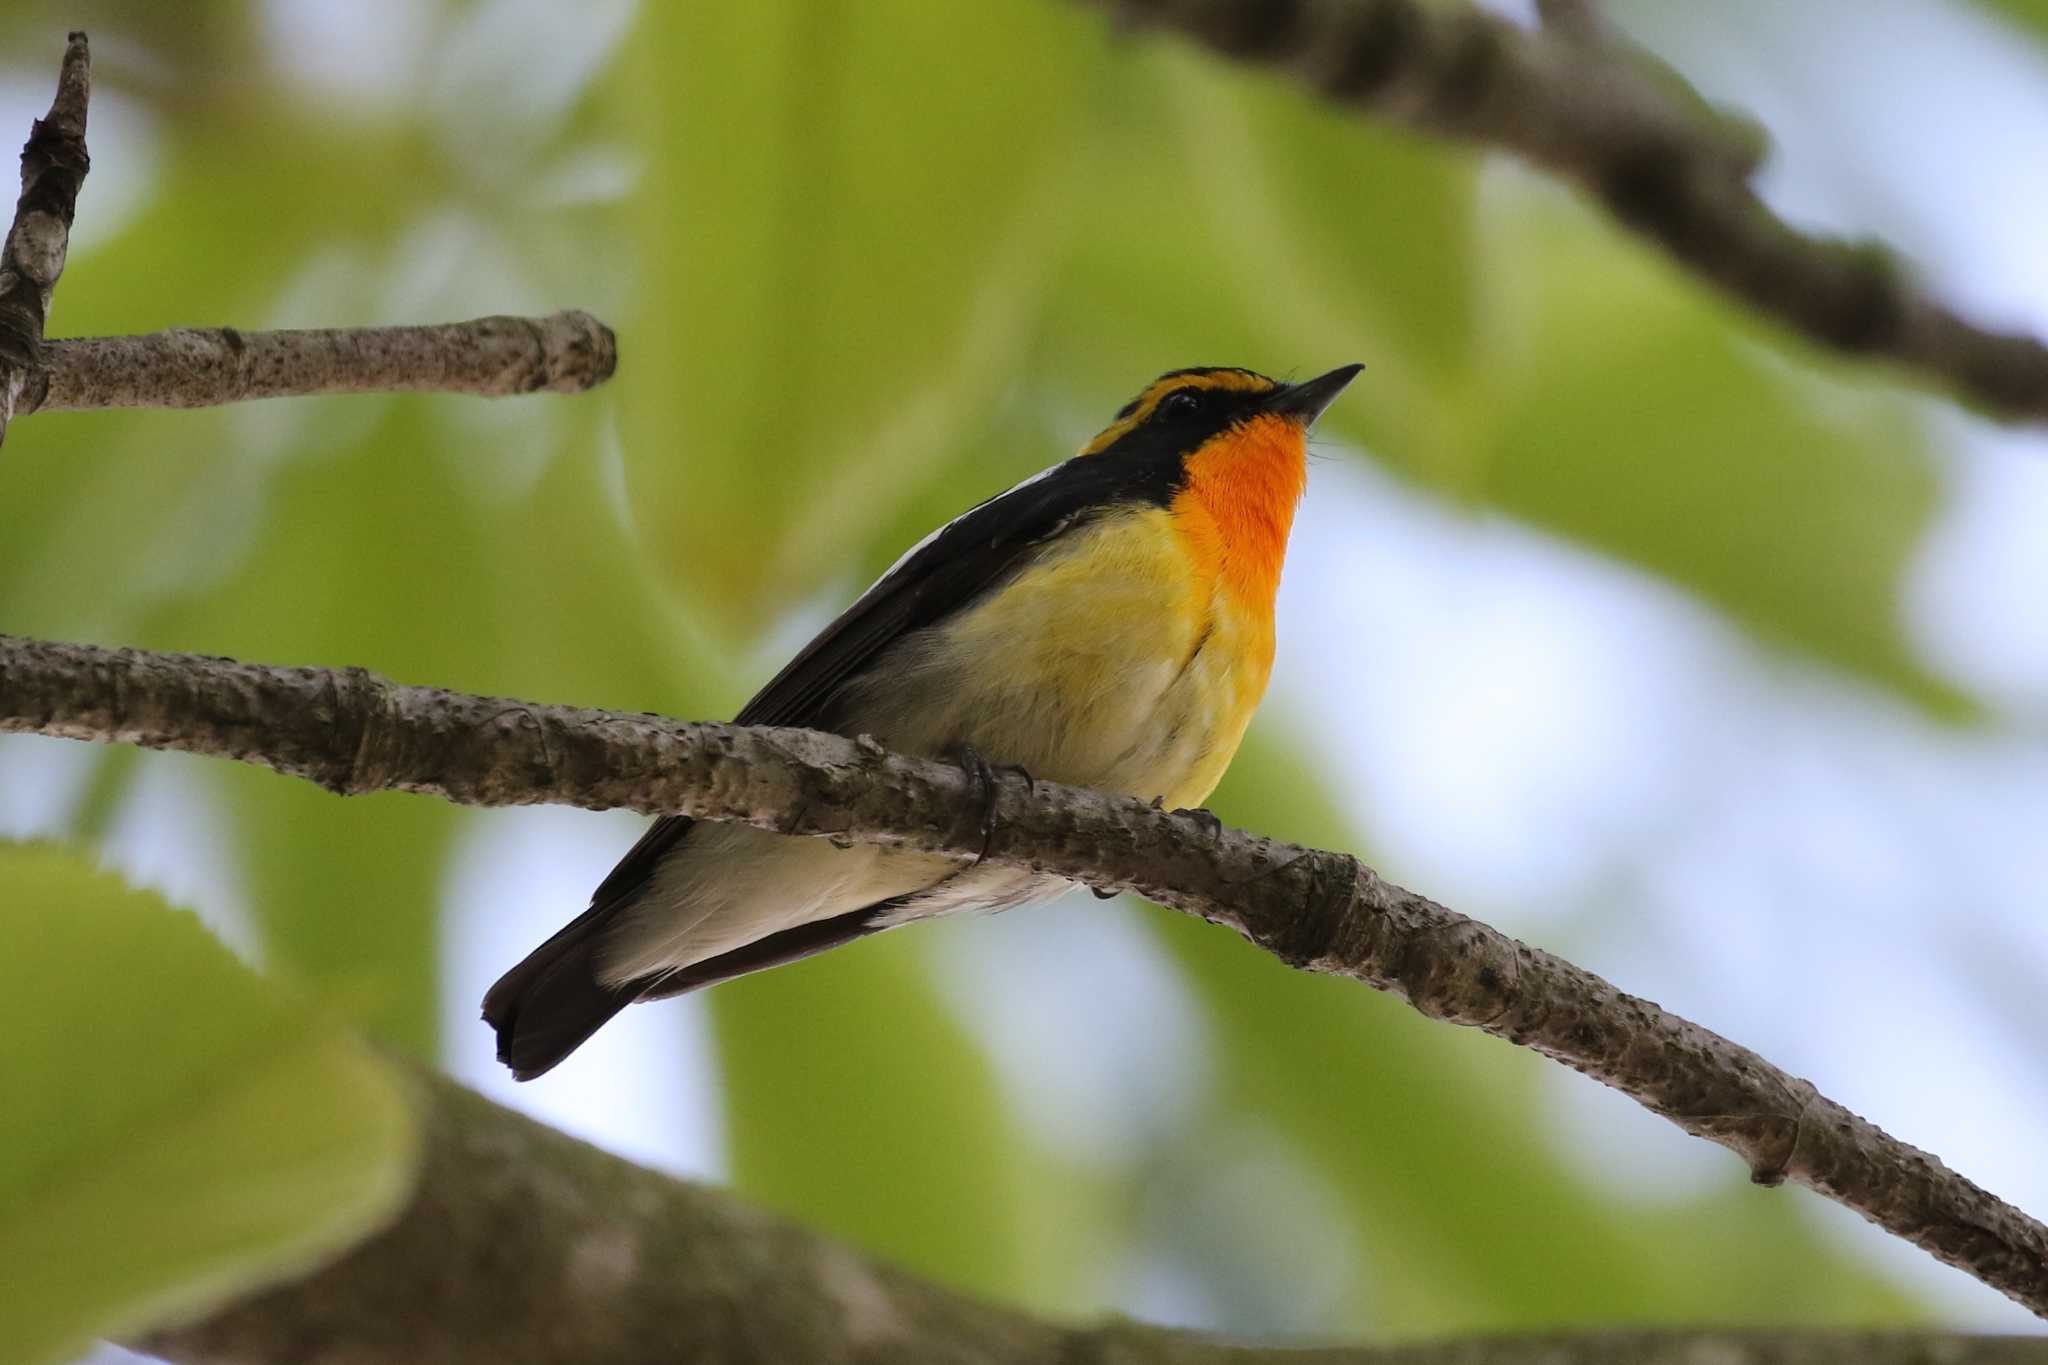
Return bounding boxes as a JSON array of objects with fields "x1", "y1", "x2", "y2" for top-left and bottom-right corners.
[{"x1": 839, "y1": 495, "x2": 1291, "y2": 812}]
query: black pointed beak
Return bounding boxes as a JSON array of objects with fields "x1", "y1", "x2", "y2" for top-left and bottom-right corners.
[{"x1": 1265, "y1": 363, "x2": 1363, "y2": 425}]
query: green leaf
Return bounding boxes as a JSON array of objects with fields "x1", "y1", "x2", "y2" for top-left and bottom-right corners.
[
  {"x1": 0, "y1": 842, "x2": 418, "y2": 1365},
  {"x1": 619, "y1": 0, "x2": 1100, "y2": 623}
]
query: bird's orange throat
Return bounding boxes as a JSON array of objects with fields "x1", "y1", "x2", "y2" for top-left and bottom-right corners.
[{"x1": 1170, "y1": 413, "x2": 1307, "y2": 610}]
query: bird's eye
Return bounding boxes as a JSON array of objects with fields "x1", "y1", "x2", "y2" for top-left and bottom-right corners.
[{"x1": 1160, "y1": 390, "x2": 1202, "y2": 419}]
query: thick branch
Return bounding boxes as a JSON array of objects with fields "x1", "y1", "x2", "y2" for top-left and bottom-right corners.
[
  {"x1": 18, "y1": 311, "x2": 618, "y2": 412},
  {"x1": 132, "y1": 1070, "x2": 2046, "y2": 1365},
  {"x1": 6, "y1": 634, "x2": 2047, "y2": 1320},
  {"x1": 0, "y1": 31, "x2": 88, "y2": 442},
  {"x1": 1087, "y1": 0, "x2": 2048, "y2": 423}
]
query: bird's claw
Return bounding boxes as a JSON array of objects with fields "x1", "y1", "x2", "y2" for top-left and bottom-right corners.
[
  {"x1": 1175, "y1": 806, "x2": 1225, "y2": 840},
  {"x1": 950, "y1": 743, "x2": 1001, "y2": 866}
]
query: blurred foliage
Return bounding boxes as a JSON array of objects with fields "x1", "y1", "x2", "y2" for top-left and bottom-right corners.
[
  {"x1": 623, "y1": 0, "x2": 1100, "y2": 623},
  {"x1": 0, "y1": 0, "x2": 2011, "y2": 1348},
  {"x1": 1479, "y1": 201, "x2": 1960, "y2": 714},
  {"x1": 715, "y1": 938, "x2": 1034, "y2": 1304},
  {"x1": 1193, "y1": 736, "x2": 1914, "y2": 1332},
  {"x1": 1981, "y1": 0, "x2": 2048, "y2": 36},
  {"x1": 0, "y1": 843, "x2": 415, "y2": 1364}
]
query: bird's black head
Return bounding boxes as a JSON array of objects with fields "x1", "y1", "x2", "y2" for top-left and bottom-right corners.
[{"x1": 1080, "y1": 364, "x2": 1361, "y2": 465}]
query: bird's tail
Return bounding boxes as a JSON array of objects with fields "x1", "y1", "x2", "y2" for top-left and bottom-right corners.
[{"x1": 481, "y1": 906, "x2": 638, "y2": 1081}]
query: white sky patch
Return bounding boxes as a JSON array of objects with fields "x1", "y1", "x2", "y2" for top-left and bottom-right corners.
[
  {"x1": 429, "y1": 0, "x2": 637, "y2": 177},
  {"x1": 528, "y1": 142, "x2": 642, "y2": 209},
  {"x1": 1123, "y1": 1119, "x2": 1365, "y2": 1335},
  {"x1": 928, "y1": 892, "x2": 1213, "y2": 1170},
  {"x1": 439, "y1": 805, "x2": 727, "y2": 1182},
  {"x1": 1275, "y1": 456, "x2": 1733, "y2": 917},
  {"x1": 1612, "y1": 0, "x2": 2048, "y2": 339},
  {"x1": 379, "y1": 210, "x2": 565, "y2": 501},
  {"x1": 1908, "y1": 420, "x2": 2048, "y2": 713},
  {"x1": 0, "y1": 734, "x2": 96, "y2": 841},
  {"x1": 1473, "y1": 0, "x2": 1541, "y2": 28},
  {"x1": 0, "y1": 74, "x2": 156, "y2": 258},
  {"x1": 71, "y1": 1345, "x2": 152, "y2": 1365},
  {"x1": 261, "y1": 0, "x2": 435, "y2": 115},
  {"x1": 1538, "y1": 1067, "x2": 1730, "y2": 1209},
  {"x1": 99, "y1": 754, "x2": 261, "y2": 965}
]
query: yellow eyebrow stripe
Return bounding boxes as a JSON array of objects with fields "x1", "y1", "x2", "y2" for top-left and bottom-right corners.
[{"x1": 1078, "y1": 369, "x2": 1278, "y2": 457}]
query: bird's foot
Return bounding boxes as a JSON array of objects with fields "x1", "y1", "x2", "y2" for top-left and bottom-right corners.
[
  {"x1": 1174, "y1": 805, "x2": 1226, "y2": 841},
  {"x1": 947, "y1": 743, "x2": 1001, "y2": 866}
]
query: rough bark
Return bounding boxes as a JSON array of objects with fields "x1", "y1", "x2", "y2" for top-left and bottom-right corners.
[
  {"x1": 1084, "y1": 0, "x2": 2048, "y2": 423},
  {"x1": 22, "y1": 311, "x2": 617, "y2": 412},
  {"x1": 6, "y1": 632, "x2": 2045, "y2": 1322},
  {"x1": 0, "y1": 31, "x2": 88, "y2": 443},
  {"x1": 0, "y1": 34, "x2": 612, "y2": 439},
  {"x1": 129, "y1": 1070, "x2": 2048, "y2": 1365}
]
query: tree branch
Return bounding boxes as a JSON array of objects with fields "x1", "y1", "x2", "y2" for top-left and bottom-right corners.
[
  {"x1": 21, "y1": 312, "x2": 618, "y2": 412},
  {"x1": 6, "y1": 632, "x2": 2046, "y2": 1321},
  {"x1": 120, "y1": 1069, "x2": 2041, "y2": 1365},
  {"x1": 129, "y1": 1069, "x2": 2046, "y2": 1365},
  {"x1": 0, "y1": 35, "x2": 614, "y2": 435},
  {"x1": 0, "y1": 31, "x2": 89, "y2": 443},
  {"x1": 1085, "y1": 0, "x2": 2048, "y2": 423}
]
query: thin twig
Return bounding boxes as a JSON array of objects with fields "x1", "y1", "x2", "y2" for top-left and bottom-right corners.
[
  {"x1": 22, "y1": 312, "x2": 619, "y2": 412},
  {"x1": 1088, "y1": 0, "x2": 2048, "y2": 423},
  {"x1": 0, "y1": 36, "x2": 613, "y2": 430},
  {"x1": 5, "y1": 632, "x2": 2045, "y2": 1320},
  {"x1": 0, "y1": 31, "x2": 88, "y2": 444}
]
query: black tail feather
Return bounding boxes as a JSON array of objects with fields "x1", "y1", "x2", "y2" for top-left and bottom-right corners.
[
  {"x1": 482, "y1": 906, "x2": 639, "y2": 1081},
  {"x1": 485, "y1": 896, "x2": 899, "y2": 1080}
]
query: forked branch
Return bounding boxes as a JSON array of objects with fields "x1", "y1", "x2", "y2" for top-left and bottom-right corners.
[{"x1": 0, "y1": 33, "x2": 614, "y2": 448}]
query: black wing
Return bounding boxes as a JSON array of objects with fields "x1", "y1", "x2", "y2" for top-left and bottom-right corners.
[
  {"x1": 585, "y1": 451, "x2": 1174, "y2": 911},
  {"x1": 736, "y1": 455, "x2": 1160, "y2": 727}
]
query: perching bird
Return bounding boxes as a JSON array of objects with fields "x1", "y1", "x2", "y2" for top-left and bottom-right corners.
[{"x1": 484, "y1": 363, "x2": 1361, "y2": 1078}]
